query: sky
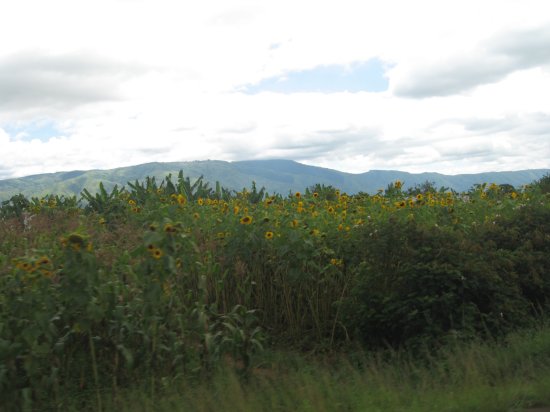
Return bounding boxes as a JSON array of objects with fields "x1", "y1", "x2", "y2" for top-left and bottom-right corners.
[{"x1": 1, "y1": 0, "x2": 550, "y2": 180}]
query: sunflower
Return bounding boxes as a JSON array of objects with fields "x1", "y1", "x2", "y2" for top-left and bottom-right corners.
[
  {"x1": 313, "y1": 192, "x2": 319, "y2": 198},
  {"x1": 37, "y1": 256, "x2": 50, "y2": 266},
  {"x1": 152, "y1": 248, "x2": 163, "y2": 260},
  {"x1": 240, "y1": 215, "x2": 253, "y2": 225},
  {"x1": 294, "y1": 192, "x2": 301, "y2": 199},
  {"x1": 265, "y1": 231, "x2": 274, "y2": 240},
  {"x1": 164, "y1": 223, "x2": 177, "y2": 233},
  {"x1": 330, "y1": 258, "x2": 343, "y2": 266}
]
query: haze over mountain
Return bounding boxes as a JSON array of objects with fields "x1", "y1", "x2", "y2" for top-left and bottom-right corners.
[{"x1": 0, "y1": 160, "x2": 548, "y2": 201}]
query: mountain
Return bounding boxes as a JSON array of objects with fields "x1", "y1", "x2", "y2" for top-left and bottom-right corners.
[{"x1": 0, "y1": 159, "x2": 548, "y2": 201}]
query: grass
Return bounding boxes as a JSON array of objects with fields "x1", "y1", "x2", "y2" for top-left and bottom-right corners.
[{"x1": 49, "y1": 323, "x2": 550, "y2": 412}]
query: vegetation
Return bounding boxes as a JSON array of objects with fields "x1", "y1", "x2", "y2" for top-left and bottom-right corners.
[{"x1": 1, "y1": 172, "x2": 550, "y2": 410}]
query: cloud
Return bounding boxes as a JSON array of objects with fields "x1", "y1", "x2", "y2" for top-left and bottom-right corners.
[
  {"x1": 0, "y1": 51, "x2": 148, "y2": 111},
  {"x1": 218, "y1": 122, "x2": 257, "y2": 134},
  {"x1": 393, "y1": 25, "x2": 550, "y2": 98}
]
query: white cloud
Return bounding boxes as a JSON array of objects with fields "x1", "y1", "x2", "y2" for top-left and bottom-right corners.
[{"x1": 0, "y1": 0, "x2": 549, "y2": 180}]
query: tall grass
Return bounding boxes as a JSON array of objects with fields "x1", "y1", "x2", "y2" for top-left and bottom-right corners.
[{"x1": 51, "y1": 323, "x2": 550, "y2": 411}]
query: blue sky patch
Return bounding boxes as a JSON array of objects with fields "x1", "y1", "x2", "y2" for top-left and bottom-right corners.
[
  {"x1": 242, "y1": 59, "x2": 389, "y2": 94},
  {"x1": 3, "y1": 120, "x2": 62, "y2": 142}
]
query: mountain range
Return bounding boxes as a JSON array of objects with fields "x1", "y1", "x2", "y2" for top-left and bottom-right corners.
[{"x1": 0, "y1": 159, "x2": 548, "y2": 201}]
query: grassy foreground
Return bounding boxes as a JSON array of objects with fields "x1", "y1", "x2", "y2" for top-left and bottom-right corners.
[{"x1": 52, "y1": 323, "x2": 550, "y2": 412}]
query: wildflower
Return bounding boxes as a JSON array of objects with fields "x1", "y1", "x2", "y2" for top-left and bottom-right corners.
[
  {"x1": 65, "y1": 233, "x2": 86, "y2": 251},
  {"x1": 197, "y1": 198, "x2": 204, "y2": 206},
  {"x1": 20, "y1": 262, "x2": 33, "y2": 272},
  {"x1": 327, "y1": 206, "x2": 335, "y2": 213},
  {"x1": 42, "y1": 270, "x2": 54, "y2": 278},
  {"x1": 395, "y1": 200, "x2": 406, "y2": 208},
  {"x1": 265, "y1": 231, "x2": 274, "y2": 240},
  {"x1": 152, "y1": 248, "x2": 163, "y2": 260},
  {"x1": 416, "y1": 193, "x2": 424, "y2": 201},
  {"x1": 240, "y1": 215, "x2": 253, "y2": 225},
  {"x1": 330, "y1": 258, "x2": 343, "y2": 267},
  {"x1": 37, "y1": 256, "x2": 50, "y2": 265},
  {"x1": 177, "y1": 194, "x2": 186, "y2": 205},
  {"x1": 128, "y1": 199, "x2": 136, "y2": 206},
  {"x1": 164, "y1": 223, "x2": 177, "y2": 233}
]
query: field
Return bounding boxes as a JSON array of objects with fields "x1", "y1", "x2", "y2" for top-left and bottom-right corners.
[{"x1": 1, "y1": 173, "x2": 550, "y2": 411}]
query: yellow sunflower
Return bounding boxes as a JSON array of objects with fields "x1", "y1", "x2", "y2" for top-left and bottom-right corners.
[{"x1": 240, "y1": 215, "x2": 253, "y2": 225}]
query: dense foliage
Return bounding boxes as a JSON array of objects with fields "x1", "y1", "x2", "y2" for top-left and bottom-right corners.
[{"x1": 1, "y1": 173, "x2": 549, "y2": 409}]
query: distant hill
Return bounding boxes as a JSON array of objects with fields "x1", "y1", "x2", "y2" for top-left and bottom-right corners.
[{"x1": 0, "y1": 159, "x2": 548, "y2": 201}]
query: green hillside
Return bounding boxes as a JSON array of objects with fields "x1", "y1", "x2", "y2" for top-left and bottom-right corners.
[{"x1": 0, "y1": 159, "x2": 548, "y2": 201}]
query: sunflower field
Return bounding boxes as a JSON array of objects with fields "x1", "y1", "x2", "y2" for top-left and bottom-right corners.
[{"x1": 1, "y1": 172, "x2": 550, "y2": 409}]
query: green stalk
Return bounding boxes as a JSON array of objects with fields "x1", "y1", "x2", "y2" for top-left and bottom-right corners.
[{"x1": 89, "y1": 333, "x2": 102, "y2": 412}]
